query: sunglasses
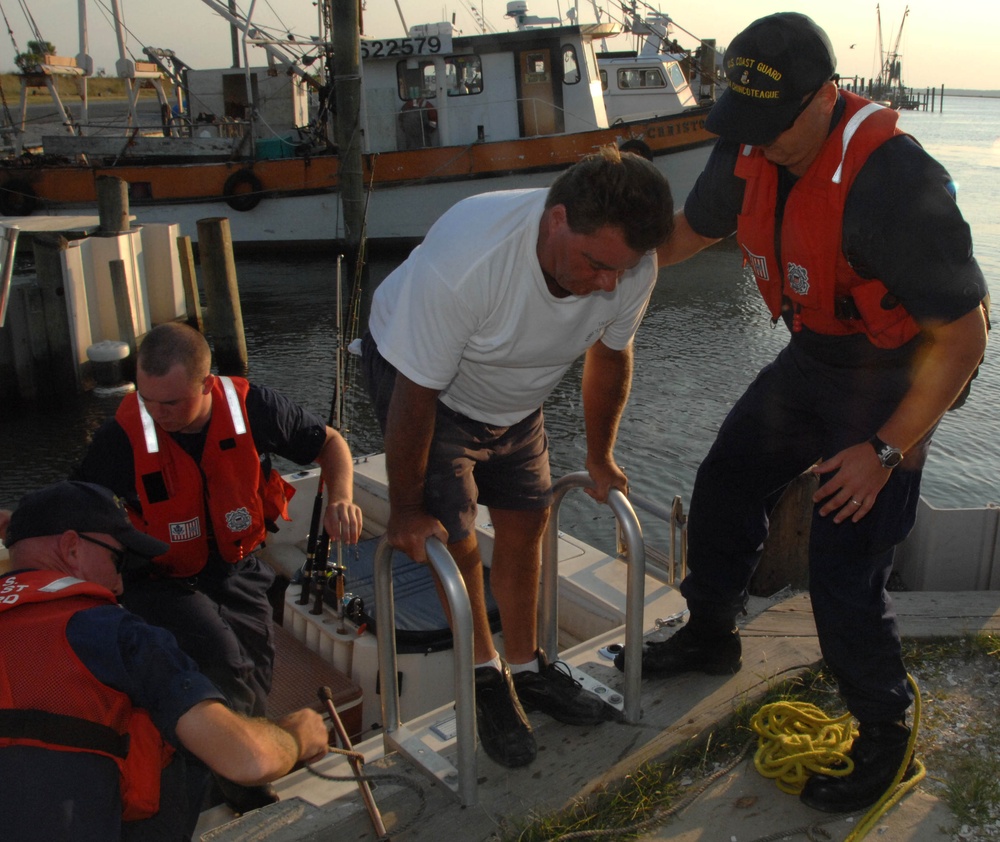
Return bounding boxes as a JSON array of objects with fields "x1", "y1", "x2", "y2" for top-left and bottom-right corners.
[
  {"x1": 79, "y1": 533, "x2": 128, "y2": 573},
  {"x1": 777, "y1": 86, "x2": 823, "y2": 136}
]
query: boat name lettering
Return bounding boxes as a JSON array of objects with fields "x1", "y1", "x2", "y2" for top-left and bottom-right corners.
[
  {"x1": 643, "y1": 117, "x2": 705, "y2": 139},
  {"x1": 361, "y1": 36, "x2": 450, "y2": 59}
]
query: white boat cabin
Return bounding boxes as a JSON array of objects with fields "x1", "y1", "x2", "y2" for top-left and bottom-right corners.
[
  {"x1": 359, "y1": 20, "x2": 623, "y2": 153},
  {"x1": 598, "y1": 54, "x2": 698, "y2": 123}
]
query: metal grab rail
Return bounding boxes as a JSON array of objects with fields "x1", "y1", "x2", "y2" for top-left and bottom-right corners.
[
  {"x1": 373, "y1": 535, "x2": 477, "y2": 805},
  {"x1": 539, "y1": 472, "x2": 645, "y2": 723},
  {"x1": 625, "y1": 491, "x2": 688, "y2": 585},
  {"x1": 0, "y1": 226, "x2": 21, "y2": 329}
]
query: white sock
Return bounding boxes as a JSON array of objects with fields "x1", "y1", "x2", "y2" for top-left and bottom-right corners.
[
  {"x1": 475, "y1": 654, "x2": 503, "y2": 673},
  {"x1": 508, "y1": 656, "x2": 540, "y2": 675}
]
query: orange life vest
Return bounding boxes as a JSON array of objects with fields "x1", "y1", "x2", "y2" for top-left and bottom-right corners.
[
  {"x1": 0, "y1": 571, "x2": 173, "y2": 821},
  {"x1": 116, "y1": 376, "x2": 295, "y2": 577},
  {"x1": 735, "y1": 90, "x2": 921, "y2": 349}
]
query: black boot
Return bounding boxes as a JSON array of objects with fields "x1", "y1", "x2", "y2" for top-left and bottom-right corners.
[
  {"x1": 614, "y1": 605, "x2": 741, "y2": 677},
  {"x1": 800, "y1": 721, "x2": 915, "y2": 813}
]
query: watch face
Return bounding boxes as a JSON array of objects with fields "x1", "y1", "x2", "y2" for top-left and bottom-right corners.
[{"x1": 880, "y1": 446, "x2": 903, "y2": 468}]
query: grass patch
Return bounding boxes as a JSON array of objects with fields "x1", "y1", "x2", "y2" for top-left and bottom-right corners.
[
  {"x1": 1, "y1": 73, "x2": 168, "y2": 103},
  {"x1": 498, "y1": 671, "x2": 843, "y2": 842},
  {"x1": 501, "y1": 636, "x2": 1000, "y2": 841}
]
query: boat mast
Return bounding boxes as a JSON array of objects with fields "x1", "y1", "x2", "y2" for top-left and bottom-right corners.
[
  {"x1": 76, "y1": 0, "x2": 90, "y2": 128},
  {"x1": 331, "y1": 0, "x2": 365, "y2": 256}
]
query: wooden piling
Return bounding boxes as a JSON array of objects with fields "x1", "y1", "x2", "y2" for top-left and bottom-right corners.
[
  {"x1": 96, "y1": 176, "x2": 130, "y2": 235},
  {"x1": 196, "y1": 217, "x2": 248, "y2": 376},
  {"x1": 108, "y1": 258, "x2": 138, "y2": 380},
  {"x1": 176, "y1": 235, "x2": 204, "y2": 332},
  {"x1": 26, "y1": 233, "x2": 79, "y2": 405}
]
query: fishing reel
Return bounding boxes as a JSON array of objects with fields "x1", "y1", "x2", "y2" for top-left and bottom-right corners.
[{"x1": 340, "y1": 594, "x2": 365, "y2": 624}]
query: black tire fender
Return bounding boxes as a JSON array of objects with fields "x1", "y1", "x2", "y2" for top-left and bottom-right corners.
[
  {"x1": 222, "y1": 169, "x2": 263, "y2": 212},
  {"x1": 0, "y1": 179, "x2": 39, "y2": 216},
  {"x1": 618, "y1": 138, "x2": 653, "y2": 161}
]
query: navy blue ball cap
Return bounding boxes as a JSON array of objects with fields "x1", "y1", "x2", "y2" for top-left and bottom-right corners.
[
  {"x1": 6, "y1": 480, "x2": 168, "y2": 562},
  {"x1": 706, "y1": 12, "x2": 836, "y2": 146}
]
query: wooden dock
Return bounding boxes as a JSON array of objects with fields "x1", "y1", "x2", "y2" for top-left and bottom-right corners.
[{"x1": 199, "y1": 590, "x2": 1000, "y2": 842}]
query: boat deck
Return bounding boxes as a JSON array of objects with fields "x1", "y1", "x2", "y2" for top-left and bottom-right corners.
[{"x1": 199, "y1": 590, "x2": 1000, "y2": 842}]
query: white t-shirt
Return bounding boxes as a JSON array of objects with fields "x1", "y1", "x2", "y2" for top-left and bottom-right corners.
[{"x1": 368, "y1": 189, "x2": 658, "y2": 426}]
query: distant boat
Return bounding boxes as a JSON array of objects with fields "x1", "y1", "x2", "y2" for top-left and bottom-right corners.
[
  {"x1": 866, "y1": 4, "x2": 921, "y2": 110},
  {"x1": 0, "y1": 0, "x2": 720, "y2": 249}
]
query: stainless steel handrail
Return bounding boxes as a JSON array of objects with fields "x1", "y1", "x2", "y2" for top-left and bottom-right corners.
[
  {"x1": 373, "y1": 535, "x2": 477, "y2": 805},
  {"x1": 0, "y1": 226, "x2": 21, "y2": 329},
  {"x1": 539, "y1": 472, "x2": 645, "y2": 723}
]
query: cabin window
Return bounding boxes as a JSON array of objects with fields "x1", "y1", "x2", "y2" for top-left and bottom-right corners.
[
  {"x1": 446, "y1": 55, "x2": 483, "y2": 96},
  {"x1": 618, "y1": 69, "x2": 640, "y2": 89},
  {"x1": 618, "y1": 67, "x2": 668, "y2": 90},
  {"x1": 397, "y1": 61, "x2": 438, "y2": 100},
  {"x1": 562, "y1": 45, "x2": 580, "y2": 85},
  {"x1": 641, "y1": 68, "x2": 665, "y2": 88},
  {"x1": 525, "y1": 52, "x2": 549, "y2": 84},
  {"x1": 599, "y1": 68, "x2": 608, "y2": 91},
  {"x1": 665, "y1": 61, "x2": 687, "y2": 90}
]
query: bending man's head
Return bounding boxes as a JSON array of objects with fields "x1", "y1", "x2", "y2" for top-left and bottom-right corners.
[{"x1": 546, "y1": 145, "x2": 675, "y2": 253}]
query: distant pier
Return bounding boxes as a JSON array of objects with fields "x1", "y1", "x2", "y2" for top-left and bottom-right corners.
[{"x1": 840, "y1": 75, "x2": 947, "y2": 111}]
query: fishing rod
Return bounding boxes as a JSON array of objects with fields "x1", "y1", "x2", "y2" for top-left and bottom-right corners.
[
  {"x1": 298, "y1": 254, "x2": 345, "y2": 607},
  {"x1": 305, "y1": 155, "x2": 375, "y2": 620},
  {"x1": 310, "y1": 253, "x2": 348, "y2": 616}
]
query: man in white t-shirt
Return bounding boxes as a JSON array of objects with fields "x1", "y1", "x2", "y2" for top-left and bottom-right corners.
[{"x1": 362, "y1": 146, "x2": 674, "y2": 768}]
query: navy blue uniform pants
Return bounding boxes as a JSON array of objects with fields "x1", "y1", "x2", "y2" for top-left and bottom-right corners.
[
  {"x1": 121, "y1": 554, "x2": 276, "y2": 717},
  {"x1": 681, "y1": 339, "x2": 926, "y2": 723}
]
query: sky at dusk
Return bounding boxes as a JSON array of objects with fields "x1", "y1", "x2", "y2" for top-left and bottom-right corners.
[{"x1": 0, "y1": 0, "x2": 995, "y2": 91}]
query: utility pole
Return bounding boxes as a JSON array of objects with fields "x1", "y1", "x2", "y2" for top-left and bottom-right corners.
[{"x1": 331, "y1": 0, "x2": 365, "y2": 263}]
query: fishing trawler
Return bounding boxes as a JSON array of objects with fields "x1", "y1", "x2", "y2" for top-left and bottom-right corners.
[{"x1": 0, "y1": 0, "x2": 720, "y2": 248}]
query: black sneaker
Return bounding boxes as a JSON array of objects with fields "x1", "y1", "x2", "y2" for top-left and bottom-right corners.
[
  {"x1": 475, "y1": 660, "x2": 537, "y2": 768},
  {"x1": 613, "y1": 623, "x2": 742, "y2": 677},
  {"x1": 512, "y1": 650, "x2": 619, "y2": 726},
  {"x1": 800, "y1": 721, "x2": 916, "y2": 813}
]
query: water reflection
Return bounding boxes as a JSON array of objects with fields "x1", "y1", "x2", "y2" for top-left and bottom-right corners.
[{"x1": 1, "y1": 240, "x2": 996, "y2": 557}]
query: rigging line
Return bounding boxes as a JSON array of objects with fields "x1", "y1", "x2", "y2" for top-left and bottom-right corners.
[
  {"x1": 0, "y1": 0, "x2": 21, "y2": 56},
  {"x1": 91, "y1": 0, "x2": 144, "y2": 64},
  {"x1": 227, "y1": 0, "x2": 312, "y2": 54},
  {"x1": 15, "y1": 0, "x2": 42, "y2": 45},
  {"x1": 336, "y1": 154, "x2": 377, "y2": 446},
  {"x1": 0, "y1": 2, "x2": 19, "y2": 126}
]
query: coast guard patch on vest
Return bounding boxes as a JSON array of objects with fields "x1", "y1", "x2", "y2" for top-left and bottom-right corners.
[
  {"x1": 743, "y1": 248, "x2": 769, "y2": 281},
  {"x1": 169, "y1": 518, "x2": 201, "y2": 542},
  {"x1": 786, "y1": 262, "x2": 810, "y2": 296},
  {"x1": 225, "y1": 507, "x2": 253, "y2": 533}
]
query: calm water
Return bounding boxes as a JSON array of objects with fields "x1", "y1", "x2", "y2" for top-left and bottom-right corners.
[{"x1": 1, "y1": 95, "x2": 998, "y2": 553}]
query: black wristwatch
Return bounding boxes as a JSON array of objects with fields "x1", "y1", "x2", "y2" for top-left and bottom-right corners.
[{"x1": 869, "y1": 435, "x2": 903, "y2": 468}]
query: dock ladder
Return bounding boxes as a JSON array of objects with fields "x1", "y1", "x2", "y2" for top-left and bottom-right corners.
[{"x1": 372, "y1": 471, "x2": 648, "y2": 805}]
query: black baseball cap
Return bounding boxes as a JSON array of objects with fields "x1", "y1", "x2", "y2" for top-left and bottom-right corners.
[
  {"x1": 5, "y1": 481, "x2": 168, "y2": 563},
  {"x1": 706, "y1": 12, "x2": 837, "y2": 146}
]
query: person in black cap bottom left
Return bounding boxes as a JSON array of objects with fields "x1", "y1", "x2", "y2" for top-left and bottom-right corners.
[{"x1": 0, "y1": 481, "x2": 331, "y2": 842}]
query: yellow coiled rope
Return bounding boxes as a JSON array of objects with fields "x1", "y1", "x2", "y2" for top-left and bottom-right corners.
[{"x1": 750, "y1": 674, "x2": 926, "y2": 842}]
